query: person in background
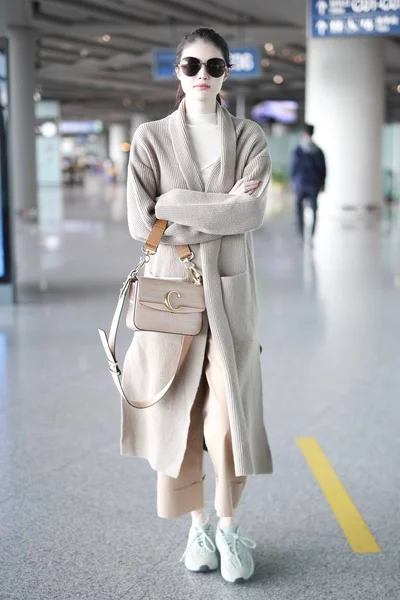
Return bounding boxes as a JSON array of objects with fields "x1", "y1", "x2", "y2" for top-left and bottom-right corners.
[{"x1": 291, "y1": 123, "x2": 326, "y2": 244}]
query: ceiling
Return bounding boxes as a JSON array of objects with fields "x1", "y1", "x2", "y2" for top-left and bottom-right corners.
[{"x1": 26, "y1": 0, "x2": 400, "y2": 122}]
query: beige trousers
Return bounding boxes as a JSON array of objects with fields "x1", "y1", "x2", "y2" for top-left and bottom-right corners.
[{"x1": 157, "y1": 331, "x2": 247, "y2": 519}]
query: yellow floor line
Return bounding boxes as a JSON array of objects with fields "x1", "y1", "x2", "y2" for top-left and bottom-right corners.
[{"x1": 296, "y1": 437, "x2": 381, "y2": 554}]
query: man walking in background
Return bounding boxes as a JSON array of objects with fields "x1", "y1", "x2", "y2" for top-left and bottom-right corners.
[{"x1": 291, "y1": 124, "x2": 326, "y2": 245}]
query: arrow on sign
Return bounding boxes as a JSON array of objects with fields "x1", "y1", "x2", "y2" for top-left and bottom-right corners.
[
  {"x1": 347, "y1": 18, "x2": 359, "y2": 32},
  {"x1": 316, "y1": 0, "x2": 329, "y2": 16},
  {"x1": 316, "y1": 20, "x2": 329, "y2": 35}
]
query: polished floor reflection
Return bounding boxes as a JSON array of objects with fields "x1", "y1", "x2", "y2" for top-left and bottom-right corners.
[{"x1": 1, "y1": 177, "x2": 400, "y2": 599}]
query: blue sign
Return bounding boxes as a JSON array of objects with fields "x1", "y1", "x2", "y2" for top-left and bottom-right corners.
[
  {"x1": 59, "y1": 120, "x2": 103, "y2": 135},
  {"x1": 229, "y1": 47, "x2": 261, "y2": 79},
  {"x1": 310, "y1": 0, "x2": 400, "y2": 37},
  {"x1": 152, "y1": 49, "x2": 175, "y2": 81},
  {"x1": 153, "y1": 46, "x2": 261, "y2": 80}
]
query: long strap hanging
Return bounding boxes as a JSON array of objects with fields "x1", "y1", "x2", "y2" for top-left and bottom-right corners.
[{"x1": 98, "y1": 220, "x2": 198, "y2": 410}]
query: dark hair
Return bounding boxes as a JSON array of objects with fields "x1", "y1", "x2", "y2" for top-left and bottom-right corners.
[
  {"x1": 303, "y1": 123, "x2": 315, "y2": 137},
  {"x1": 174, "y1": 28, "x2": 231, "y2": 107}
]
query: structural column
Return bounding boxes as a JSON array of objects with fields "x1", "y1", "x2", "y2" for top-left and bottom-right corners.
[
  {"x1": 8, "y1": 26, "x2": 37, "y2": 215},
  {"x1": 305, "y1": 37, "x2": 384, "y2": 220},
  {"x1": 108, "y1": 123, "x2": 129, "y2": 182},
  {"x1": 130, "y1": 112, "x2": 147, "y2": 139},
  {"x1": 235, "y1": 89, "x2": 246, "y2": 119}
]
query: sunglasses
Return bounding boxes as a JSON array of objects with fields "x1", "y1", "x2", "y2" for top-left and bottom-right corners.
[{"x1": 178, "y1": 57, "x2": 228, "y2": 78}]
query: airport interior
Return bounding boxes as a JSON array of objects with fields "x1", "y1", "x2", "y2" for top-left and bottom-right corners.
[{"x1": 1, "y1": 0, "x2": 400, "y2": 598}]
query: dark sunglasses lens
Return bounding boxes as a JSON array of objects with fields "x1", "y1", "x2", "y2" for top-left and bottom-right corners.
[
  {"x1": 207, "y1": 59, "x2": 226, "y2": 77},
  {"x1": 180, "y1": 59, "x2": 201, "y2": 77}
]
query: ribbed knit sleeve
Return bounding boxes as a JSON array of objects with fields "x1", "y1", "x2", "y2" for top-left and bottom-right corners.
[
  {"x1": 126, "y1": 126, "x2": 220, "y2": 246},
  {"x1": 155, "y1": 128, "x2": 271, "y2": 236}
]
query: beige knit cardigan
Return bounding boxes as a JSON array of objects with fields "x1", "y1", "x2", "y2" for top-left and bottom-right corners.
[{"x1": 121, "y1": 99, "x2": 273, "y2": 478}]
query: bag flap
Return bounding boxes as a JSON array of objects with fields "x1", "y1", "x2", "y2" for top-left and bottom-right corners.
[
  {"x1": 139, "y1": 301, "x2": 204, "y2": 314},
  {"x1": 137, "y1": 277, "x2": 205, "y2": 311}
]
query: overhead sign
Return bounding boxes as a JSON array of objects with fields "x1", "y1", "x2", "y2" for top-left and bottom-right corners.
[
  {"x1": 153, "y1": 49, "x2": 175, "y2": 81},
  {"x1": 229, "y1": 47, "x2": 261, "y2": 79},
  {"x1": 310, "y1": 0, "x2": 400, "y2": 37},
  {"x1": 153, "y1": 46, "x2": 261, "y2": 81},
  {"x1": 59, "y1": 120, "x2": 103, "y2": 135}
]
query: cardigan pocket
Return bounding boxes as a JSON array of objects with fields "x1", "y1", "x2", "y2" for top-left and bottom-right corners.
[
  {"x1": 221, "y1": 272, "x2": 257, "y2": 343},
  {"x1": 218, "y1": 234, "x2": 246, "y2": 277}
]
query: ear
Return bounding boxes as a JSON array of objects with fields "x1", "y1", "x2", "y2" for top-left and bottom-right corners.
[
  {"x1": 175, "y1": 66, "x2": 181, "y2": 81},
  {"x1": 223, "y1": 68, "x2": 230, "y2": 82}
]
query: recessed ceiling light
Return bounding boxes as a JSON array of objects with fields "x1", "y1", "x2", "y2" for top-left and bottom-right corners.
[
  {"x1": 80, "y1": 48, "x2": 89, "y2": 57},
  {"x1": 261, "y1": 58, "x2": 270, "y2": 67},
  {"x1": 397, "y1": 84, "x2": 400, "y2": 93},
  {"x1": 40, "y1": 122, "x2": 58, "y2": 137},
  {"x1": 102, "y1": 34, "x2": 111, "y2": 42},
  {"x1": 265, "y1": 43, "x2": 274, "y2": 52},
  {"x1": 273, "y1": 74, "x2": 284, "y2": 84},
  {"x1": 122, "y1": 97, "x2": 132, "y2": 107}
]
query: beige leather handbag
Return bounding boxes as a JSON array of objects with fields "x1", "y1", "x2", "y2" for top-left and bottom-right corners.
[{"x1": 98, "y1": 219, "x2": 205, "y2": 410}]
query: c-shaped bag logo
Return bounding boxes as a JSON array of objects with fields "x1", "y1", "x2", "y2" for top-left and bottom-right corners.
[{"x1": 164, "y1": 290, "x2": 182, "y2": 312}]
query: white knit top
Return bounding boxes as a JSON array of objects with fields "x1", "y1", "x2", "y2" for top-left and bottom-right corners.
[{"x1": 186, "y1": 111, "x2": 220, "y2": 187}]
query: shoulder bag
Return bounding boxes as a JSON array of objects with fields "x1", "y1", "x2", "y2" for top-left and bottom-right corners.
[{"x1": 98, "y1": 219, "x2": 205, "y2": 410}]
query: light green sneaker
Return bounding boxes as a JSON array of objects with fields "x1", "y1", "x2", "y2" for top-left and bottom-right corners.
[
  {"x1": 180, "y1": 520, "x2": 219, "y2": 573},
  {"x1": 215, "y1": 524, "x2": 256, "y2": 583}
]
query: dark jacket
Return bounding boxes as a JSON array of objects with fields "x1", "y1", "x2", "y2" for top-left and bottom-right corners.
[{"x1": 291, "y1": 141, "x2": 326, "y2": 192}]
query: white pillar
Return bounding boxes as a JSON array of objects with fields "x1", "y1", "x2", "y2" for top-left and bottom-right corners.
[
  {"x1": 108, "y1": 124, "x2": 129, "y2": 182},
  {"x1": 236, "y1": 91, "x2": 246, "y2": 119},
  {"x1": 8, "y1": 26, "x2": 37, "y2": 215},
  {"x1": 305, "y1": 37, "x2": 384, "y2": 221},
  {"x1": 130, "y1": 113, "x2": 147, "y2": 139}
]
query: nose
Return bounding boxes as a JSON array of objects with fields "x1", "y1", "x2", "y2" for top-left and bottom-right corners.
[{"x1": 197, "y1": 64, "x2": 209, "y2": 79}]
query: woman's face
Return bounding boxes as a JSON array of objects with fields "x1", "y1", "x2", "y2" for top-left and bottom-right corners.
[{"x1": 176, "y1": 40, "x2": 228, "y2": 103}]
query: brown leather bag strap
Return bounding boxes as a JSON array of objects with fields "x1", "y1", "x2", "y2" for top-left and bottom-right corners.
[
  {"x1": 98, "y1": 280, "x2": 193, "y2": 409},
  {"x1": 144, "y1": 219, "x2": 192, "y2": 260},
  {"x1": 143, "y1": 219, "x2": 167, "y2": 253}
]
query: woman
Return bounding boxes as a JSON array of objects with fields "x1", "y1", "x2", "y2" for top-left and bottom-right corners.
[{"x1": 122, "y1": 28, "x2": 273, "y2": 584}]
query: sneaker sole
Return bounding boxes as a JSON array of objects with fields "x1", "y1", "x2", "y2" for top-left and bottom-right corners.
[
  {"x1": 222, "y1": 575, "x2": 253, "y2": 584},
  {"x1": 186, "y1": 564, "x2": 218, "y2": 573},
  {"x1": 220, "y1": 565, "x2": 255, "y2": 583},
  {"x1": 221, "y1": 575, "x2": 253, "y2": 584},
  {"x1": 199, "y1": 565, "x2": 212, "y2": 573}
]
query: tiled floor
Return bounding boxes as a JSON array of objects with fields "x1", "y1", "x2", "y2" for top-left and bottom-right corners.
[{"x1": 1, "y1": 177, "x2": 400, "y2": 599}]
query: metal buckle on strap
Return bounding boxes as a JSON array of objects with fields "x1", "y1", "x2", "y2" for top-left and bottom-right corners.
[
  {"x1": 108, "y1": 360, "x2": 121, "y2": 375},
  {"x1": 179, "y1": 254, "x2": 203, "y2": 285},
  {"x1": 119, "y1": 248, "x2": 152, "y2": 298}
]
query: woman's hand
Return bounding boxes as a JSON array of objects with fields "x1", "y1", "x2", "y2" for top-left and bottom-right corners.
[{"x1": 229, "y1": 178, "x2": 260, "y2": 196}]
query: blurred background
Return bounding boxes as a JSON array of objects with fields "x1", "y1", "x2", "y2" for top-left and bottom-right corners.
[
  {"x1": 1, "y1": 2, "x2": 400, "y2": 599},
  {"x1": 1, "y1": 1, "x2": 400, "y2": 283}
]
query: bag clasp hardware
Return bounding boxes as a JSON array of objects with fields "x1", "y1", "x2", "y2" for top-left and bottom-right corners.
[
  {"x1": 119, "y1": 249, "x2": 151, "y2": 298},
  {"x1": 164, "y1": 290, "x2": 182, "y2": 312},
  {"x1": 179, "y1": 253, "x2": 203, "y2": 285}
]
